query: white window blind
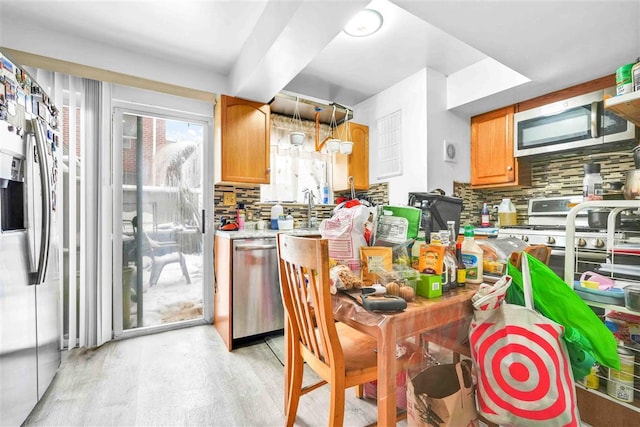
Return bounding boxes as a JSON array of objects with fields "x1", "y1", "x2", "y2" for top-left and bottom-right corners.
[{"x1": 376, "y1": 110, "x2": 402, "y2": 179}]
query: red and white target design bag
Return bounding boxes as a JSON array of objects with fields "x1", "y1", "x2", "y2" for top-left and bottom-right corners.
[{"x1": 469, "y1": 254, "x2": 579, "y2": 427}]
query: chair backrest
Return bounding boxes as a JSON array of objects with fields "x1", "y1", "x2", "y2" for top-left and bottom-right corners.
[
  {"x1": 509, "y1": 244, "x2": 552, "y2": 270},
  {"x1": 276, "y1": 234, "x2": 344, "y2": 371}
]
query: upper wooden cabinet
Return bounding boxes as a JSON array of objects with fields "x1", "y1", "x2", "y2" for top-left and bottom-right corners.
[
  {"x1": 215, "y1": 95, "x2": 270, "y2": 184},
  {"x1": 332, "y1": 121, "x2": 369, "y2": 192},
  {"x1": 470, "y1": 105, "x2": 530, "y2": 188}
]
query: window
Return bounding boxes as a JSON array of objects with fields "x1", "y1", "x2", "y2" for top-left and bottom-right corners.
[
  {"x1": 261, "y1": 115, "x2": 333, "y2": 203},
  {"x1": 376, "y1": 110, "x2": 402, "y2": 179}
]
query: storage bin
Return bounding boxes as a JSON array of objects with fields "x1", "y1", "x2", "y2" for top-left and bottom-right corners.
[
  {"x1": 383, "y1": 206, "x2": 421, "y2": 239},
  {"x1": 408, "y1": 192, "x2": 463, "y2": 242}
]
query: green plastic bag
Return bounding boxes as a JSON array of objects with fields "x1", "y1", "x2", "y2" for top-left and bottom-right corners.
[{"x1": 506, "y1": 254, "x2": 620, "y2": 374}]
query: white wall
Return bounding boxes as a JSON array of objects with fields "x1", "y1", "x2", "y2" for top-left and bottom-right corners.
[
  {"x1": 354, "y1": 68, "x2": 428, "y2": 206},
  {"x1": 354, "y1": 67, "x2": 470, "y2": 205},
  {"x1": 1, "y1": 19, "x2": 226, "y2": 95},
  {"x1": 426, "y1": 68, "x2": 471, "y2": 194}
]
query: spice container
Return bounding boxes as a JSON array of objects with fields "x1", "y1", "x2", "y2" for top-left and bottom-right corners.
[
  {"x1": 616, "y1": 63, "x2": 634, "y2": 95},
  {"x1": 583, "y1": 163, "x2": 603, "y2": 201},
  {"x1": 632, "y1": 59, "x2": 640, "y2": 92},
  {"x1": 607, "y1": 345, "x2": 635, "y2": 402}
]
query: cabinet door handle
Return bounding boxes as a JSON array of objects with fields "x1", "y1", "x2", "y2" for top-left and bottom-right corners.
[{"x1": 507, "y1": 165, "x2": 513, "y2": 171}]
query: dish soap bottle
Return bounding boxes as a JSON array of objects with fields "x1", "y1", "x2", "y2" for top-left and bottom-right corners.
[
  {"x1": 321, "y1": 181, "x2": 330, "y2": 204},
  {"x1": 461, "y1": 225, "x2": 483, "y2": 284},
  {"x1": 270, "y1": 202, "x2": 283, "y2": 230}
]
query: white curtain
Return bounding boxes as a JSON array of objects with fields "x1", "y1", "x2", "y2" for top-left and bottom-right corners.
[
  {"x1": 29, "y1": 68, "x2": 107, "y2": 349},
  {"x1": 262, "y1": 114, "x2": 333, "y2": 203}
]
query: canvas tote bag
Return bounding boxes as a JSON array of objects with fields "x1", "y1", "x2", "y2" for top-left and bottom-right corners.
[{"x1": 469, "y1": 253, "x2": 579, "y2": 427}]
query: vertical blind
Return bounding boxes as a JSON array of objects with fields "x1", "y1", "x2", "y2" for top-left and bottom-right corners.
[{"x1": 29, "y1": 67, "x2": 107, "y2": 349}]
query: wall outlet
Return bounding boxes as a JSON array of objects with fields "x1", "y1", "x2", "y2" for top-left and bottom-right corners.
[{"x1": 223, "y1": 192, "x2": 236, "y2": 206}]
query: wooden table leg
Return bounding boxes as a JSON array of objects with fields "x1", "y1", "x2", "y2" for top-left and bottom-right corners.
[{"x1": 377, "y1": 323, "x2": 397, "y2": 426}]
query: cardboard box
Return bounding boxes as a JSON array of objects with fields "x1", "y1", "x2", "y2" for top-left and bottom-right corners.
[{"x1": 416, "y1": 274, "x2": 442, "y2": 298}]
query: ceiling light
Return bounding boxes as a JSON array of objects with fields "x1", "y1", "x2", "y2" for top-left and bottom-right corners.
[{"x1": 344, "y1": 9, "x2": 383, "y2": 37}]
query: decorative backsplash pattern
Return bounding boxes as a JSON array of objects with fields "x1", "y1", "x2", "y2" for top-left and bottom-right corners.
[
  {"x1": 214, "y1": 144, "x2": 636, "y2": 230},
  {"x1": 455, "y1": 146, "x2": 637, "y2": 226},
  {"x1": 213, "y1": 182, "x2": 389, "y2": 229}
]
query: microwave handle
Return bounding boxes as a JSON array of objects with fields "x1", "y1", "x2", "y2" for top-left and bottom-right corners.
[{"x1": 590, "y1": 101, "x2": 599, "y2": 138}]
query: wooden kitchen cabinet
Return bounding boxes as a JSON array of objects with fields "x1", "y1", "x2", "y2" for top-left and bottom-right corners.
[
  {"x1": 332, "y1": 121, "x2": 369, "y2": 192},
  {"x1": 213, "y1": 234, "x2": 233, "y2": 350},
  {"x1": 214, "y1": 95, "x2": 270, "y2": 184},
  {"x1": 470, "y1": 105, "x2": 530, "y2": 188}
]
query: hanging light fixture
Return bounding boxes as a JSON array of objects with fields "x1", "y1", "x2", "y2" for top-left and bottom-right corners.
[
  {"x1": 315, "y1": 105, "x2": 341, "y2": 153},
  {"x1": 339, "y1": 108, "x2": 353, "y2": 155},
  {"x1": 289, "y1": 96, "x2": 305, "y2": 147}
]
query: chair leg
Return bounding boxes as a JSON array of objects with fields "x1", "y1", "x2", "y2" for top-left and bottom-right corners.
[
  {"x1": 355, "y1": 384, "x2": 364, "y2": 398},
  {"x1": 285, "y1": 349, "x2": 304, "y2": 427},
  {"x1": 179, "y1": 253, "x2": 191, "y2": 284},
  {"x1": 328, "y1": 381, "x2": 346, "y2": 427},
  {"x1": 149, "y1": 258, "x2": 162, "y2": 287}
]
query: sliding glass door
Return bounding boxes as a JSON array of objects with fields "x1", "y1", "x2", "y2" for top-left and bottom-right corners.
[{"x1": 112, "y1": 90, "x2": 213, "y2": 337}]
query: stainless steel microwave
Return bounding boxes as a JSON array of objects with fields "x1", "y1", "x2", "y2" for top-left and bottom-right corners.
[{"x1": 514, "y1": 87, "x2": 637, "y2": 157}]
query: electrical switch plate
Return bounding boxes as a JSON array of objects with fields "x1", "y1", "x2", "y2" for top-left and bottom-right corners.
[
  {"x1": 444, "y1": 140, "x2": 457, "y2": 163},
  {"x1": 223, "y1": 192, "x2": 236, "y2": 206}
]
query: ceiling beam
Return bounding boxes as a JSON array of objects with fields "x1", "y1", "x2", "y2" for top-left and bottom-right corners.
[{"x1": 229, "y1": 0, "x2": 368, "y2": 103}]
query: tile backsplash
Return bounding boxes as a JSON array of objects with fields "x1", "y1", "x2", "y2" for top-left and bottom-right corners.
[
  {"x1": 214, "y1": 145, "x2": 637, "y2": 230},
  {"x1": 214, "y1": 182, "x2": 389, "y2": 229},
  {"x1": 455, "y1": 146, "x2": 637, "y2": 226}
]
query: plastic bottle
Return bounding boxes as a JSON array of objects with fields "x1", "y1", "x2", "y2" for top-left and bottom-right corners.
[
  {"x1": 583, "y1": 163, "x2": 603, "y2": 201},
  {"x1": 411, "y1": 238, "x2": 425, "y2": 270},
  {"x1": 237, "y1": 203, "x2": 245, "y2": 230},
  {"x1": 270, "y1": 202, "x2": 283, "y2": 230},
  {"x1": 480, "y1": 202, "x2": 491, "y2": 227},
  {"x1": 455, "y1": 242, "x2": 466, "y2": 287},
  {"x1": 461, "y1": 225, "x2": 483, "y2": 284},
  {"x1": 633, "y1": 58, "x2": 640, "y2": 92},
  {"x1": 498, "y1": 198, "x2": 517, "y2": 227},
  {"x1": 321, "y1": 181, "x2": 330, "y2": 204}
]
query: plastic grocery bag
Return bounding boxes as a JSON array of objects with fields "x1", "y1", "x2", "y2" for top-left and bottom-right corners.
[
  {"x1": 319, "y1": 204, "x2": 371, "y2": 272},
  {"x1": 506, "y1": 254, "x2": 620, "y2": 373},
  {"x1": 470, "y1": 257, "x2": 580, "y2": 427}
]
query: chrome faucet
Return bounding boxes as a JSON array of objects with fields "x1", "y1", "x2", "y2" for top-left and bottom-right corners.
[{"x1": 302, "y1": 189, "x2": 316, "y2": 228}]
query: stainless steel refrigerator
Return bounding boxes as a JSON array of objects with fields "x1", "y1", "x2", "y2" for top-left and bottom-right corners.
[{"x1": 1, "y1": 54, "x2": 61, "y2": 426}]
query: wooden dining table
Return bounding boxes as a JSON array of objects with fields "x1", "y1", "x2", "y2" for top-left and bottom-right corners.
[{"x1": 330, "y1": 284, "x2": 478, "y2": 426}]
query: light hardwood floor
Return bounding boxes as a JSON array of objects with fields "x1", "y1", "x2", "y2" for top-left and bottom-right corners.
[{"x1": 24, "y1": 325, "x2": 395, "y2": 426}]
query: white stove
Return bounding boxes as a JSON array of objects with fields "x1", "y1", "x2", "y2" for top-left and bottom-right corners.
[
  {"x1": 497, "y1": 196, "x2": 611, "y2": 250},
  {"x1": 497, "y1": 196, "x2": 611, "y2": 279}
]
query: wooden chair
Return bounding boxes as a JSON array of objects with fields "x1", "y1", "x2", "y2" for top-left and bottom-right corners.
[
  {"x1": 509, "y1": 244, "x2": 552, "y2": 271},
  {"x1": 276, "y1": 234, "x2": 382, "y2": 427}
]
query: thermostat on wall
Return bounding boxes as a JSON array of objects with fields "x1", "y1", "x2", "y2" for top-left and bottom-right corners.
[{"x1": 444, "y1": 140, "x2": 457, "y2": 163}]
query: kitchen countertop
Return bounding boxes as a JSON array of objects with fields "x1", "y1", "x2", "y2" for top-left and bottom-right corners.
[{"x1": 215, "y1": 229, "x2": 321, "y2": 240}]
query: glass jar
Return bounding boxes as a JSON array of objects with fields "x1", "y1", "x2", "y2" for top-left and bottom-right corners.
[{"x1": 583, "y1": 163, "x2": 603, "y2": 201}]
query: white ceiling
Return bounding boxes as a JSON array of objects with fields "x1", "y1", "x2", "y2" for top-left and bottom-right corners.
[{"x1": 1, "y1": 0, "x2": 639, "y2": 118}]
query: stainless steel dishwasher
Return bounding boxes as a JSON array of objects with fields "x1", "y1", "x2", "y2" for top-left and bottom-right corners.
[{"x1": 232, "y1": 238, "x2": 284, "y2": 340}]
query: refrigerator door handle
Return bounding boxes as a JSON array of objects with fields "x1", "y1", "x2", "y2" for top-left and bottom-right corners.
[{"x1": 30, "y1": 118, "x2": 52, "y2": 286}]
